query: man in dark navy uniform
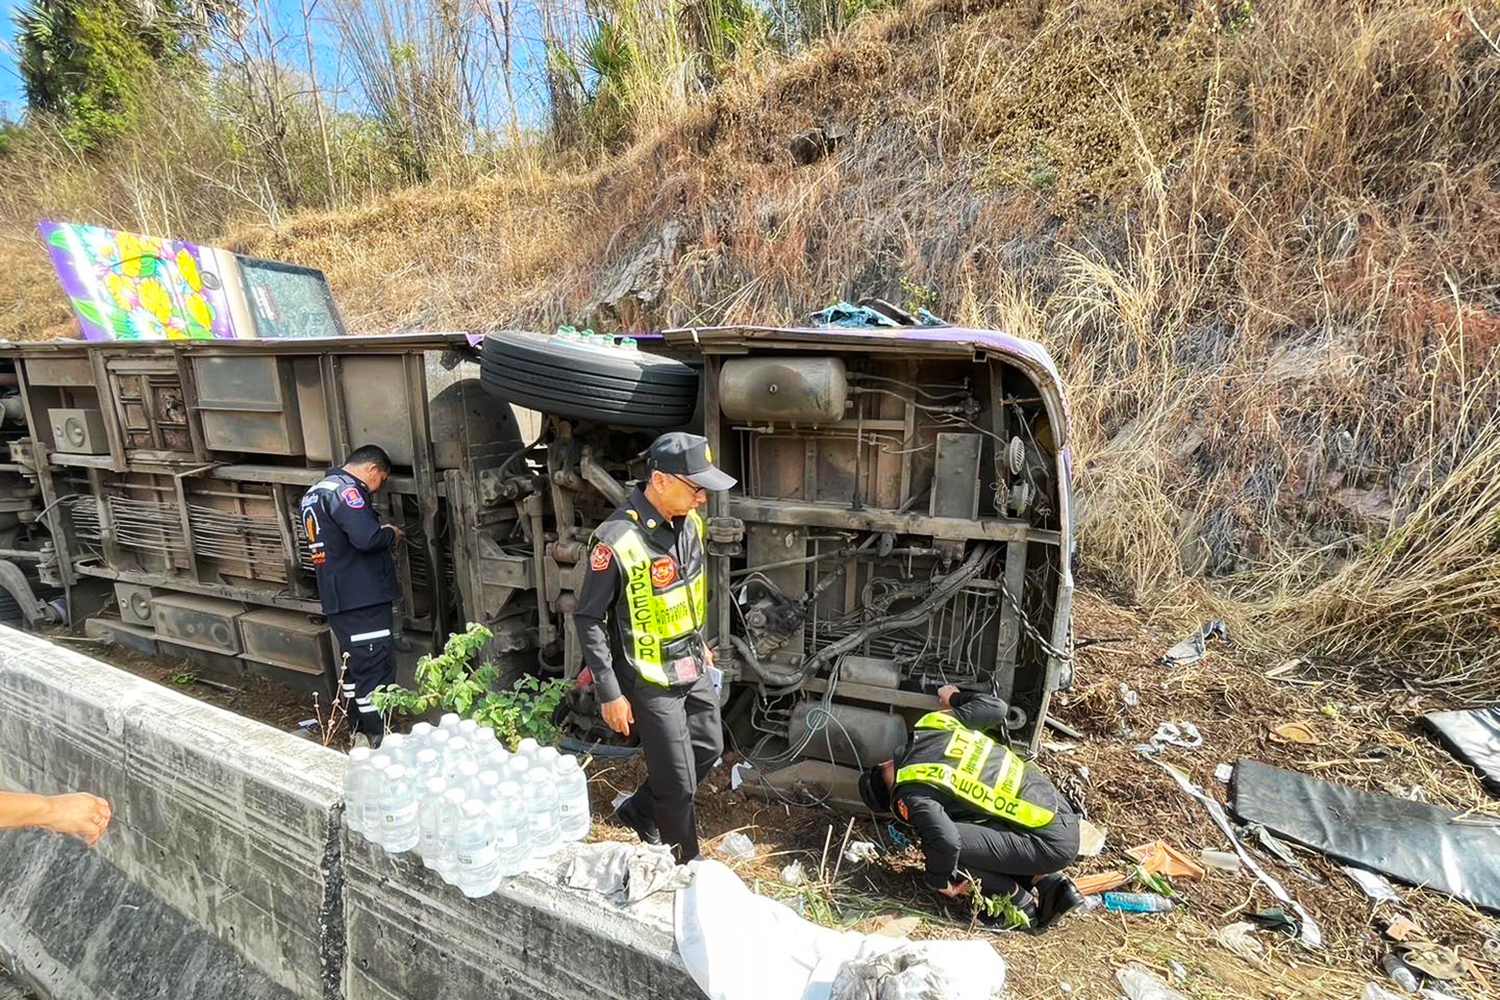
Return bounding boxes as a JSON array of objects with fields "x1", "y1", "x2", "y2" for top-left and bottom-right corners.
[
  {"x1": 301, "y1": 444, "x2": 404, "y2": 748},
  {"x1": 573, "y1": 432, "x2": 735, "y2": 863}
]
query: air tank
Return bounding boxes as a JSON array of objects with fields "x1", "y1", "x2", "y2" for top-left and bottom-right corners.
[{"x1": 719, "y1": 357, "x2": 848, "y2": 425}]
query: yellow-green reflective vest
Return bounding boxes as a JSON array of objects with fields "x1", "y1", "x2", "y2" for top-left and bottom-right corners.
[
  {"x1": 596, "y1": 511, "x2": 708, "y2": 687},
  {"x1": 894, "y1": 712, "x2": 1056, "y2": 828}
]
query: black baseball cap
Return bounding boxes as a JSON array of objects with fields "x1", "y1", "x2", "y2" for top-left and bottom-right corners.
[{"x1": 648, "y1": 432, "x2": 737, "y2": 491}]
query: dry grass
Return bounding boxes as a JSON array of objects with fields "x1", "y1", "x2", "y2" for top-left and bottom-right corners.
[{"x1": 2, "y1": 0, "x2": 1499, "y2": 690}]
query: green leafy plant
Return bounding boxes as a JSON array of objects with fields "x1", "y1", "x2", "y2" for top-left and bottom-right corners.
[
  {"x1": 371, "y1": 622, "x2": 573, "y2": 748},
  {"x1": 967, "y1": 879, "x2": 1032, "y2": 931},
  {"x1": 472, "y1": 674, "x2": 574, "y2": 749}
]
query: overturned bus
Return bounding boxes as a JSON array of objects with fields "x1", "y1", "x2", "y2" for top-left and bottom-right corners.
[{"x1": 0, "y1": 223, "x2": 1075, "y2": 795}]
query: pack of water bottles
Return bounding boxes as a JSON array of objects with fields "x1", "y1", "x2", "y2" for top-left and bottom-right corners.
[{"x1": 343, "y1": 713, "x2": 592, "y2": 899}]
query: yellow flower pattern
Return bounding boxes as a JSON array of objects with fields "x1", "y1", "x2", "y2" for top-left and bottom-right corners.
[{"x1": 52, "y1": 224, "x2": 225, "y2": 340}]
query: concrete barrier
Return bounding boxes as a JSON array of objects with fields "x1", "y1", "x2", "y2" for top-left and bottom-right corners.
[
  {"x1": 342, "y1": 837, "x2": 695, "y2": 1000},
  {"x1": 0, "y1": 627, "x2": 702, "y2": 1000},
  {"x1": 0, "y1": 625, "x2": 345, "y2": 999}
]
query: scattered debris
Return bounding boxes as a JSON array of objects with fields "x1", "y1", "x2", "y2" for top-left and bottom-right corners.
[
  {"x1": 1116, "y1": 963, "x2": 1189, "y2": 1000},
  {"x1": 1214, "y1": 763, "x2": 1235, "y2": 784},
  {"x1": 1363, "y1": 984, "x2": 1407, "y2": 1000},
  {"x1": 1216, "y1": 921, "x2": 1264, "y2": 961},
  {"x1": 1200, "y1": 849, "x2": 1241, "y2": 872},
  {"x1": 1075, "y1": 871, "x2": 1128, "y2": 895},
  {"x1": 1126, "y1": 841, "x2": 1206, "y2": 881},
  {"x1": 564, "y1": 842, "x2": 691, "y2": 903},
  {"x1": 1266, "y1": 722, "x2": 1326, "y2": 746},
  {"x1": 1396, "y1": 942, "x2": 1462, "y2": 982},
  {"x1": 1380, "y1": 953, "x2": 1421, "y2": 993},
  {"x1": 1077, "y1": 819, "x2": 1107, "y2": 858},
  {"x1": 1265, "y1": 659, "x2": 1307, "y2": 679},
  {"x1": 884, "y1": 823, "x2": 911, "y2": 850},
  {"x1": 1161, "y1": 621, "x2": 1229, "y2": 667},
  {"x1": 868, "y1": 915, "x2": 923, "y2": 939},
  {"x1": 1246, "y1": 908, "x2": 1300, "y2": 936},
  {"x1": 718, "y1": 831, "x2": 757, "y2": 862},
  {"x1": 1103, "y1": 892, "x2": 1174, "y2": 913},
  {"x1": 781, "y1": 861, "x2": 806, "y2": 886},
  {"x1": 1234, "y1": 760, "x2": 1500, "y2": 913},
  {"x1": 1119, "y1": 683, "x2": 1141, "y2": 708},
  {"x1": 730, "y1": 762, "x2": 753, "y2": 790},
  {"x1": 1383, "y1": 915, "x2": 1424, "y2": 942},
  {"x1": 843, "y1": 841, "x2": 878, "y2": 865},
  {"x1": 1344, "y1": 866, "x2": 1401, "y2": 907},
  {"x1": 1150, "y1": 759, "x2": 1324, "y2": 948},
  {"x1": 1138, "y1": 722, "x2": 1204, "y2": 755},
  {"x1": 1420, "y1": 707, "x2": 1500, "y2": 796},
  {"x1": 1270, "y1": 721, "x2": 1324, "y2": 745},
  {"x1": 678, "y1": 861, "x2": 1006, "y2": 1000}
]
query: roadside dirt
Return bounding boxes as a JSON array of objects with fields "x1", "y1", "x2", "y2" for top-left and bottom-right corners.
[{"x1": 74, "y1": 591, "x2": 1500, "y2": 1000}]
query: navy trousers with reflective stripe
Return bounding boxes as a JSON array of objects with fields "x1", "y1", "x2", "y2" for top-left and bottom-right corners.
[{"x1": 329, "y1": 604, "x2": 396, "y2": 737}]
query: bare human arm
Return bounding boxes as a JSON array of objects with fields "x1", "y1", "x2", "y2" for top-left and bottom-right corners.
[{"x1": 0, "y1": 790, "x2": 113, "y2": 846}]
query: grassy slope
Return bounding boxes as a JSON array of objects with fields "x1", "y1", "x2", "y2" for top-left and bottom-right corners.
[{"x1": 2, "y1": 0, "x2": 1498, "y2": 690}]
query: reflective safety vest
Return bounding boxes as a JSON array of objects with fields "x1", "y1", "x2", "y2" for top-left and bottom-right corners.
[
  {"x1": 894, "y1": 712, "x2": 1056, "y2": 828},
  {"x1": 595, "y1": 511, "x2": 708, "y2": 687}
]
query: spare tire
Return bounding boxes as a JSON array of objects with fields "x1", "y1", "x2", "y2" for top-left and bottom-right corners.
[{"x1": 480, "y1": 331, "x2": 698, "y2": 429}]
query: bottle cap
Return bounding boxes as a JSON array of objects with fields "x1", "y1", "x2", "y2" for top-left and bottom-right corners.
[
  {"x1": 386, "y1": 764, "x2": 408, "y2": 781},
  {"x1": 463, "y1": 799, "x2": 486, "y2": 818},
  {"x1": 349, "y1": 747, "x2": 372, "y2": 762},
  {"x1": 416, "y1": 749, "x2": 439, "y2": 766}
]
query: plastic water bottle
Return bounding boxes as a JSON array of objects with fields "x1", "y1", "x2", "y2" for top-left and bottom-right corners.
[
  {"x1": 475, "y1": 769, "x2": 502, "y2": 803},
  {"x1": 516, "y1": 737, "x2": 540, "y2": 759},
  {"x1": 417, "y1": 776, "x2": 449, "y2": 866},
  {"x1": 452, "y1": 798, "x2": 503, "y2": 898},
  {"x1": 442, "y1": 737, "x2": 473, "y2": 781},
  {"x1": 435, "y1": 788, "x2": 468, "y2": 882},
  {"x1": 555, "y1": 756, "x2": 591, "y2": 841},
  {"x1": 454, "y1": 760, "x2": 481, "y2": 796},
  {"x1": 381, "y1": 732, "x2": 411, "y2": 767},
  {"x1": 524, "y1": 768, "x2": 562, "y2": 857},
  {"x1": 1103, "y1": 892, "x2": 1175, "y2": 914},
  {"x1": 409, "y1": 721, "x2": 435, "y2": 746},
  {"x1": 414, "y1": 748, "x2": 440, "y2": 783},
  {"x1": 486, "y1": 745, "x2": 512, "y2": 773},
  {"x1": 439, "y1": 712, "x2": 462, "y2": 732},
  {"x1": 378, "y1": 764, "x2": 420, "y2": 852},
  {"x1": 457, "y1": 718, "x2": 481, "y2": 739},
  {"x1": 491, "y1": 784, "x2": 530, "y2": 876},
  {"x1": 473, "y1": 727, "x2": 501, "y2": 756},
  {"x1": 535, "y1": 746, "x2": 562, "y2": 770},
  {"x1": 344, "y1": 747, "x2": 374, "y2": 836},
  {"x1": 505, "y1": 756, "x2": 532, "y2": 787}
]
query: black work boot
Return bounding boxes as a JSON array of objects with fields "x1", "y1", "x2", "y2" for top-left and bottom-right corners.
[
  {"x1": 1032, "y1": 874, "x2": 1085, "y2": 932},
  {"x1": 614, "y1": 798, "x2": 663, "y2": 846}
]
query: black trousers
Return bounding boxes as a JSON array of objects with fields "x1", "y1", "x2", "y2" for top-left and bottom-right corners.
[
  {"x1": 328, "y1": 604, "x2": 396, "y2": 738},
  {"x1": 959, "y1": 810, "x2": 1080, "y2": 900},
  {"x1": 616, "y1": 669, "x2": 724, "y2": 864}
]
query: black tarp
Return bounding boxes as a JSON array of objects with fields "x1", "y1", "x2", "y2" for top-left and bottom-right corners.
[
  {"x1": 1231, "y1": 760, "x2": 1500, "y2": 914},
  {"x1": 1422, "y1": 708, "x2": 1500, "y2": 797}
]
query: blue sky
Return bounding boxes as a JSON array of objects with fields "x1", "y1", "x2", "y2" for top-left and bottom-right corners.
[
  {"x1": 0, "y1": 0, "x2": 25, "y2": 117},
  {"x1": 0, "y1": 0, "x2": 560, "y2": 126}
]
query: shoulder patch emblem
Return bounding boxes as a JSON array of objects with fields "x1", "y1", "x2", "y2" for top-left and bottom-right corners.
[
  {"x1": 340, "y1": 486, "x2": 366, "y2": 509},
  {"x1": 590, "y1": 544, "x2": 614, "y2": 571},
  {"x1": 650, "y1": 556, "x2": 678, "y2": 588},
  {"x1": 897, "y1": 799, "x2": 910, "y2": 821}
]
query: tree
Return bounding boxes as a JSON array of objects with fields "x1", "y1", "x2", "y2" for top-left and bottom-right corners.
[{"x1": 14, "y1": 0, "x2": 232, "y2": 150}]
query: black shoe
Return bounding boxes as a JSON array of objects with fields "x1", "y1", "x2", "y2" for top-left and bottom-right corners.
[
  {"x1": 1032, "y1": 874, "x2": 1084, "y2": 933},
  {"x1": 614, "y1": 802, "x2": 663, "y2": 846}
]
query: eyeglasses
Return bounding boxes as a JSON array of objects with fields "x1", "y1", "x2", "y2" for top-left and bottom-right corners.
[{"x1": 672, "y1": 474, "x2": 708, "y2": 497}]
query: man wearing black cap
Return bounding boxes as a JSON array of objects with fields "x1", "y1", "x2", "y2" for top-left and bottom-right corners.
[
  {"x1": 859, "y1": 684, "x2": 1083, "y2": 932},
  {"x1": 573, "y1": 431, "x2": 737, "y2": 863}
]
